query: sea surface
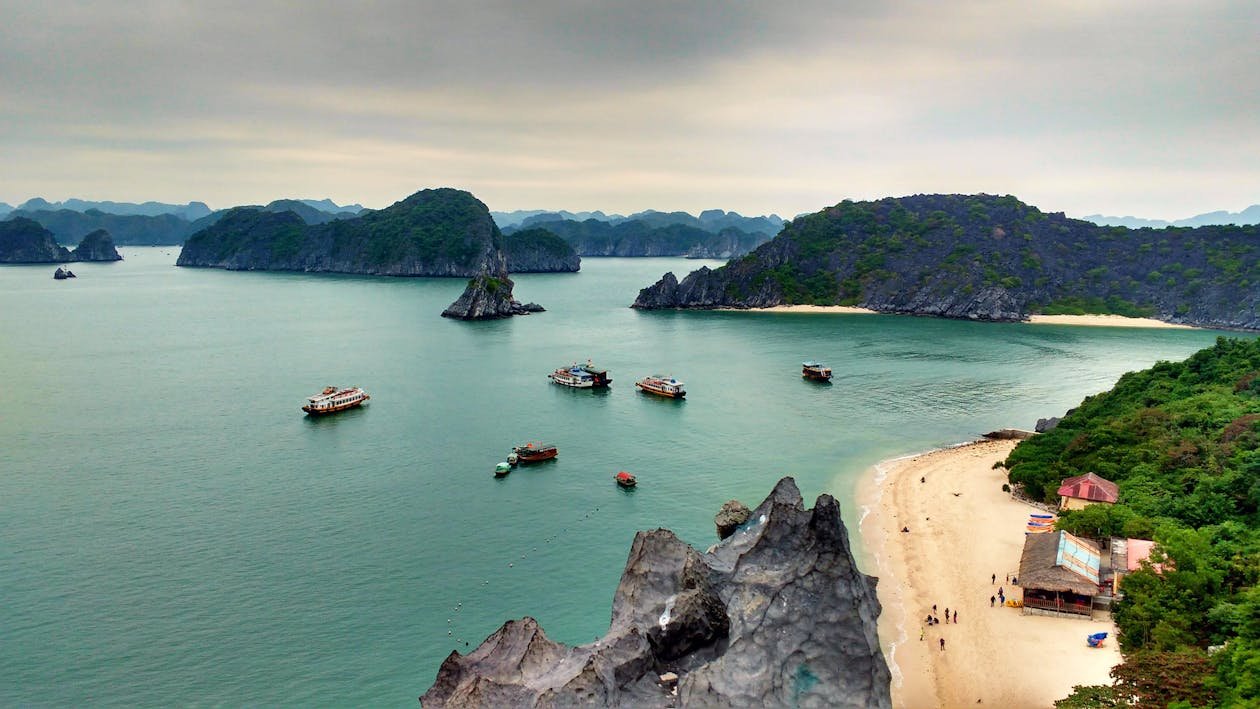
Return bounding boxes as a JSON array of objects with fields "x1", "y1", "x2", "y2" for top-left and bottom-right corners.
[{"x1": 0, "y1": 249, "x2": 1239, "y2": 706}]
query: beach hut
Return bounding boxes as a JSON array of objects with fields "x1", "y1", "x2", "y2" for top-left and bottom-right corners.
[
  {"x1": 1017, "y1": 530, "x2": 1102, "y2": 617},
  {"x1": 1056, "y1": 472, "x2": 1119, "y2": 511}
]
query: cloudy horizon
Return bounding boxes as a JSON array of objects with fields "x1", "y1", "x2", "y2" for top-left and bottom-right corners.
[{"x1": 2, "y1": 1, "x2": 1256, "y2": 220}]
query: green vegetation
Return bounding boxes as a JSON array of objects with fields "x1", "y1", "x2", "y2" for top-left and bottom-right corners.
[
  {"x1": 1006, "y1": 338, "x2": 1260, "y2": 706},
  {"x1": 1035, "y1": 296, "x2": 1156, "y2": 318}
]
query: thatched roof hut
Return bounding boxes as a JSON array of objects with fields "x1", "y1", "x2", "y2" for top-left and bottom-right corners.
[{"x1": 1018, "y1": 530, "x2": 1101, "y2": 597}]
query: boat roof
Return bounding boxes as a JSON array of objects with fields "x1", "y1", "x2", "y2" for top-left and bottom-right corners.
[
  {"x1": 307, "y1": 386, "x2": 364, "y2": 401},
  {"x1": 802, "y1": 361, "x2": 828, "y2": 367}
]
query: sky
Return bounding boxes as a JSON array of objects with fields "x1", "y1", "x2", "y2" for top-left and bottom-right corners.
[{"x1": 2, "y1": 1, "x2": 1257, "y2": 219}]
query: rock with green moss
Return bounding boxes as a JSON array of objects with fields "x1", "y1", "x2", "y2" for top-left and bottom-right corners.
[
  {"x1": 502, "y1": 227, "x2": 580, "y2": 272},
  {"x1": 0, "y1": 217, "x2": 73, "y2": 263},
  {"x1": 441, "y1": 271, "x2": 545, "y2": 320}
]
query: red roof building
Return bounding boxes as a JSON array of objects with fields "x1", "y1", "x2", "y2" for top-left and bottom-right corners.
[{"x1": 1057, "y1": 472, "x2": 1119, "y2": 510}]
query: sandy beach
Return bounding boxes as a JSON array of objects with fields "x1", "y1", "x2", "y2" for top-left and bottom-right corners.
[
  {"x1": 1026, "y1": 314, "x2": 1195, "y2": 329},
  {"x1": 858, "y1": 439, "x2": 1120, "y2": 708},
  {"x1": 722, "y1": 306, "x2": 1195, "y2": 329}
]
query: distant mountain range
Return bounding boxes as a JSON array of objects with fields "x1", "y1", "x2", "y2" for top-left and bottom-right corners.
[
  {"x1": 2, "y1": 198, "x2": 367, "y2": 246},
  {"x1": 494, "y1": 208, "x2": 784, "y2": 235},
  {"x1": 1082, "y1": 204, "x2": 1260, "y2": 228}
]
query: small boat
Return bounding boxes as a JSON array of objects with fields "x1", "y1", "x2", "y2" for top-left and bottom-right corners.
[
  {"x1": 548, "y1": 360, "x2": 611, "y2": 388},
  {"x1": 507, "y1": 452, "x2": 519, "y2": 466},
  {"x1": 802, "y1": 361, "x2": 832, "y2": 381},
  {"x1": 635, "y1": 375, "x2": 686, "y2": 398},
  {"x1": 615, "y1": 471, "x2": 637, "y2": 488},
  {"x1": 513, "y1": 442, "x2": 558, "y2": 463},
  {"x1": 301, "y1": 385, "x2": 370, "y2": 415},
  {"x1": 494, "y1": 462, "x2": 512, "y2": 477}
]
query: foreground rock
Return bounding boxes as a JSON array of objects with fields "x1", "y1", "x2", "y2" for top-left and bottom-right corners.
[
  {"x1": 420, "y1": 477, "x2": 891, "y2": 707},
  {"x1": 713, "y1": 499, "x2": 751, "y2": 540},
  {"x1": 441, "y1": 271, "x2": 545, "y2": 320}
]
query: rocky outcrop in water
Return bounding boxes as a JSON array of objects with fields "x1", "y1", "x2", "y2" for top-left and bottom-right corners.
[
  {"x1": 420, "y1": 477, "x2": 891, "y2": 708},
  {"x1": 632, "y1": 194, "x2": 1260, "y2": 330},
  {"x1": 441, "y1": 271, "x2": 545, "y2": 320},
  {"x1": 713, "y1": 500, "x2": 751, "y2": 540},
  {"x1": 71, "y1": 229, "x2": 123, "y2": 261}
]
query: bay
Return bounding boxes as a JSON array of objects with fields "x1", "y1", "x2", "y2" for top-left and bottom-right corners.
[{"x1": 0, "y1": 249, "x2": 1236, "y2": 706}]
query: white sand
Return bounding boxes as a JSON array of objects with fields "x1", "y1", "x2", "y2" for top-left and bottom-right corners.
[
  {"x1": 1026, "y1": 314, "x2": 1194, "y2": 329},
  {"x1": 858, "y1": 440, "x2": 1121, "y2": 708}
]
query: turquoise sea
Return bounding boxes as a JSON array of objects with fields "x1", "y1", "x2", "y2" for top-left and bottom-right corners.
[{"x1": 0, "y1": 249, "x2": 1239, "y2": 706}]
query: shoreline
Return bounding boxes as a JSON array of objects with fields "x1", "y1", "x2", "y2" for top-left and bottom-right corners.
[
  {"x1": 718, "y1": 305, "x2": 1199, "y2": 329},
  {"x1": 856, "y1": 439, "x2": 1121, "y2": 707}
]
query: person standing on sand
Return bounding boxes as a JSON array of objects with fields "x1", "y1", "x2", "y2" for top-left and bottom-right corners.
[
  {"x1": 940, "y1": 637, "x2": 945, "y2": 651},
  {"x1": 945, "y1": 607, "x2": 949, "y2": 623},
  {"x1": 953, "y1": 610, "x2": 958, "y2": 623},
  {"x1": 990, "y1": 595, "x2": 995, "y2": 607},
  {"x1": 991, "y1": 573, "x2": 996, "y2": 584}
]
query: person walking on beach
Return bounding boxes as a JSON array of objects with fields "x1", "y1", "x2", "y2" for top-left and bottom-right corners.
[
  {"x1": 991, "y1": 573, "x2": 996, "y2": 584},
  {"x1": 944, "y1": 607, "x2": 950, "y2": 623},
  {"x1": 953, "y1": 610, "x2": 958, "y2": 624},
  {"x1": 990, "y1": 595, "x2": 995, "y2": 607},
  {"x1": 940, "y1": 637, "x2": 945, "y2": 651}
]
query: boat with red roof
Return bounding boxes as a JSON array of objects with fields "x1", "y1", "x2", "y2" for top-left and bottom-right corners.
[
  {"x1": 301, "y1": 386, "x2": 370, "y2": 415},
  {"x1": 614, "y1": 471, "x2": 637, "y2": 488}
]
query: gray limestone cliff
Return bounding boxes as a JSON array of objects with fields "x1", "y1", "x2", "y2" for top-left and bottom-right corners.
[
  {"x1": 502, "y1": 228, "x2": 581, "y2": 273},
  {"x1": 420, "y1": 477, "x2": 891, "y2": 708}
]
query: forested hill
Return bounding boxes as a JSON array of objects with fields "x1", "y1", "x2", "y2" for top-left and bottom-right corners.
[
  {"x1": 1003, "y1": 338, "x2": 1259, "y2": 706},
  {"x1": 177, "y1": 188, "x2": 529, "y2": 277},
  {"x1": 632, "y1": 194, "x2": 1260, "y2": 330}
]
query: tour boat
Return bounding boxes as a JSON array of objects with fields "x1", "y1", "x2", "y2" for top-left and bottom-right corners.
[
  {"x1": 548, "y1": 361, "x2": 611, "y2": 388},
  {"x1": 615, "y1": 471, "x2": 637, "y2": 488},
  {"x1": 635, "y1": 375, "x2": 686, "y2": 398},
  {"x1": 301, "y1": 386, "x2": 370, "y2": 415},
  {"x1": 513, "y1": 442, "x2": 558, "y2": 463},
  {"x1": 802, "y1": 361, "x2": 833, "y2": 381}
]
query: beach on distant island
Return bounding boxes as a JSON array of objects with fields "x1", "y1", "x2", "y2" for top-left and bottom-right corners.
[
  {"x1": 721, "y1": 304, "x2": 1199, "y2": 329},
  {"x1": 857, "y1": 439, "x2": 1121, "y2": 708}
]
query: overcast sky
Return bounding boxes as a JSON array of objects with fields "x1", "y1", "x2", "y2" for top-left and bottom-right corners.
[{"x1": 2, "y1": 1, "x2": 1256, "y2": 218}]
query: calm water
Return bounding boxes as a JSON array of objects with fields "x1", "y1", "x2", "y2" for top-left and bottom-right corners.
[{"x1": 1, "y1": 249, "x2": 1237, "y2": 706}]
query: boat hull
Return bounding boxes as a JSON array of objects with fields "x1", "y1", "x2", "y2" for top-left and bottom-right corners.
[
  {"x1": 302, "y1": 399, "x2": 368, "y2": 415},
  {"x1": 516, "y1": 449, "x2": 558, "y2": 463},
  {"x1": 635, "y1": 382, "x2": 685, "y2": 398}
]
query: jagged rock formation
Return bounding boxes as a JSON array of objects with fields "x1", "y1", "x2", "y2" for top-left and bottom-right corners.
[
  {"x1": 502, "y1": 228, "x2": 581, "y2": 273},
  {"x1": 632, "y1": 194, "x2": 1260, "y2": 330},
  {"x1": 177, "y1": 188, "x2": 506, "y2": 277},
  {"x1": 441, "y1": 271, "x2": 545, "y2": 319},
  {"x1": 70, "y1": 229, "x2": 123, "y2": 261},
  {"x1": 420, "y1": 477, "x2": 891, "y2": 708},
  {"x1": 1034, "y1": 417, "x2": 1061, "y2": 433},
  {"x1": 0, "y1": 217, "x2": 73, "y2": 262}
]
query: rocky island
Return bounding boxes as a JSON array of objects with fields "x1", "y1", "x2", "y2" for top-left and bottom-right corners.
[
  {"x1": 441, "y1": 271, "x2": 545, "y2": 320},
  {"x1": 633, "y1": 194, "x2": 1260, "y2": 330},
  {"x1": 0, "y1": 217, "x2": 122, "y2": 263},
  {"x1": 420, "y1": 477, "x2": 890, "y2": 707}
]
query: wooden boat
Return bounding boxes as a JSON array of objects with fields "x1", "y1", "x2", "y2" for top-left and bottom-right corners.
[
  {"x1": 635, "y1": 375, "x2": 686, "y2": 398},
  {"x1": 513, "y1": 442, "x2": 558, "y2": 463},
  {"x1": 494, "y1": 462, "x2": 512, "y2": 477},
  {"x1": 302, "y1": 386, "x2": 370, "y2": 415},
  {"x1": 548, "y1": 360, "x2": 611, "y2": 388},
  {"x1": 802, "y1": 361, "x2": 832, "y2": 381},
  {"x1": 615, "y1": 471, "x2": 637, "y2": 488}
]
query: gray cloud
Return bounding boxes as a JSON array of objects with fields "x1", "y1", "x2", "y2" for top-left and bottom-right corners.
[{"x1": 1, "y1": 1, "x2": 1256, "y2": 218}]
